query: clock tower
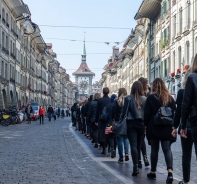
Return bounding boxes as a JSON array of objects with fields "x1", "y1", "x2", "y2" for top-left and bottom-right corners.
[{"x1": 72, "y1": 39, "x2": 95, "y2": 99}]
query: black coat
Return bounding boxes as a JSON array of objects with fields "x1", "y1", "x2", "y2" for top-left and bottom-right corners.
[
  {"x1": 87, "y1": 99, "x2": 98, "y2": 123},
  {"x1": 173, "y1": 89, "x2": 184, "y2": 129},
  {"x1": 112, "y1": 100, "x2": 122, "y2": 122},
  {"x1": 95, "y1": 95, "x2": 110, "y2": 143},
  {"x1": 181, "y1": 72, "x2": 197, "y2": 129},
  {"x1": 144, "y1": 94, "x2": 176, "y2": 142}
]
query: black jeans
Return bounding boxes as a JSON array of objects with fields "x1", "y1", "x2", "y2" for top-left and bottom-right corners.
[
  {"x1": 190, "y1": 127, "x2": 197, "y2": 159},
  {"x1": 150, "y1": 140, "x2": 173, "y2": 172},
  {"x1": 127, "y1": 125, "x2": 145, "y2": 166},
  {"x1": 181, "y1": 129, "x2": 193, "y2": 182},
  {"x1": 39, "y1": 115, "x2": 44, "y2": 124},
  {"x1": 140, "y1": 135, "x2": 148, "y2": 161}
]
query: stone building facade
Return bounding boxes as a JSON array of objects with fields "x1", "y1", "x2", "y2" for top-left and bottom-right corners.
[{"x1": 0, "y1": 0, "x2": 76, "y2": 110}]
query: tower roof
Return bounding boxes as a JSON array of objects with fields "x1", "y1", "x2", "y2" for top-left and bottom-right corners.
[
  {"x1": 72, "y1": 62, "x2": 95, "y2": 75},
  {"x1": 82, "y1": 41, "x2": 86, "y2": 56}
]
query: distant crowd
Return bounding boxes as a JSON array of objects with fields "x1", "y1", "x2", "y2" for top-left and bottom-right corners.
[{"x1": 70, "y1": 55, "x2": 197, "y2": 184}]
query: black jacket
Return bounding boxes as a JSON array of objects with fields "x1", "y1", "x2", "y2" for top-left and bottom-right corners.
[
  {"x1": 181, "y1": 72, "x2": 197, "y2": 129},
  {"x1": 95, "y1": 95, "x2": 110, "y2": 123},
  {"x1": 173, "y1": 89, "x2": 184, "y2": 129},
  {"x1": 87, "y1": 99, "x2": 98, "y2": 123},
  {"x1": 121, "y1": 95, "x2": 146, "y2": 121},
  {"x1": 47, "y1": 107, "x2": 54, "y2": 113},
  {"x1": 144, "y1": 94, "x2": 176, "y2": 142},
  {"x1": 81, "y1": 105, "x2": 86, "y2": 119},
  {"x1": 112, "y1": 100, "x2": 123, "y2": 122}
]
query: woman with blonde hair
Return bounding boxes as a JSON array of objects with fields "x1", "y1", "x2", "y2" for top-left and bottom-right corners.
[
  {"x1": 144, "y1": 78, "x2": 176, "y2": 183},
  {"x1": 180, "y1": 54, "x2": 197, "y2": 183},
  {"x1": 112, "y1": 88, "x2": 129, "y2": 163},
  {"x1": 172, "y1": 67, "x2": 193, "y2": 184}
]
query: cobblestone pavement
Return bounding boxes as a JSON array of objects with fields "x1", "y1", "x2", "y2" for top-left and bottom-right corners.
[{"x1": 0, "y1": 117, "x2": 124, "y2": 184}]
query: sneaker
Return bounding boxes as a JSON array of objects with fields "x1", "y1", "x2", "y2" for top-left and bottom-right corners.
[
  {"x1": 178, "y1": 181, "x2": 184, "y2": 184},
  {"x1": 143, "y1": 155, "x2": 150, "y2": 167},
  {"x1": 94, "y1": 143, "x2": 98, "y2": 148},
  {"x1": 111, "y1": 150, "x2": 116, "y2": 158},
  {"x1": 166, "y1": 172, "x2": 173, "y2": 183},
  {"x1": 125, "y1": 154, "x2": 129, "y2": 161},
  {"x1": 118, "y1": 158, "x2": 124, "y2": 163},
  {"x1": 147, "y1": 172, "x2": 156, "y2": 180}
]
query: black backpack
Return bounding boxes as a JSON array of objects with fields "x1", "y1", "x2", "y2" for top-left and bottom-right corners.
[{"x1": 99, "y1": 106, "x2": 109, "y2": 122}]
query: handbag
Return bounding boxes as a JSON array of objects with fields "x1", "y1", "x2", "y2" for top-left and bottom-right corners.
[{"x1": 116, "y1": 98, "x2": 131, "y2": 136}]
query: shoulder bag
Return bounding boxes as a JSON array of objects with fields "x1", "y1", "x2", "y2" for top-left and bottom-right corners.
[{"x1": 116, "y1": 97, "x2": 131, "y2": 136}]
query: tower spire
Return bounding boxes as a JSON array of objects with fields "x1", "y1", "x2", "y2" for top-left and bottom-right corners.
[{"x1": 82, "y1": 32, "x2": 86, "y2": 62}]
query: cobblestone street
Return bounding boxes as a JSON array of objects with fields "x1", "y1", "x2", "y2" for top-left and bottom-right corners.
[{"x1": 0, "y1": 117, "x2": 196, "y2": 184}]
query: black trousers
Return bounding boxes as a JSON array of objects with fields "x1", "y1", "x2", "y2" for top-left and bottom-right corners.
[
  {"x1": 127, "y1": 125, "x2": 145, "y2": 166},
  {"x1": 181, "y1": 129, "x2": 193, "y2": 182},
  {"x1": 190, "y1": 127, "x2": 197, "y2": 158},
  {"x1": 39, "y1": 115, "x2": 44, "y2": 124},
  {"x1": 150, "y1": 140, "x2": 173, "y2": 172}
]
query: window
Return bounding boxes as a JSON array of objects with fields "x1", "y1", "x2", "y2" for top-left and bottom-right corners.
[
  {"x1": 1, "y1": 61, "x2": 4, "y2": 77},
  {"x1": 2, "y1": 32, "x2": 5, "y2": 47},
  {"x1": 5, "y1": 63, "x2": 7, "y2": 79},
  {"x1": 6, "y1": 36, "x2": 8, "y2": 49},
  {"x1": 178, "y1": 47, "x2": 182, "y2": 69},
  {"x1": 186, "y1": 41, "x2": 190, "y2": 64},
  {"x1": 173, "y1": 15, "x2": 176, "y2": 37},
  {"x1": 188, "y1": 2, "x2": 191, "y2": 28},
  {"x1": 179, "y1": 8, "x2": 183, "y2": 33},
  {"x1": 2, "y1": 8, "x2": 5, "y2": 20},
  {"x1": 172, "y1": 51, "x2": 175, "y2": 72}
]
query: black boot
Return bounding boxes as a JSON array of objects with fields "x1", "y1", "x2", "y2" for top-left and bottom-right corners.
[
  {"x1": 138, "y1": 160, "x2": 142, "y2": 169},
  {"x1": 132, "y1": 164, "x2": 139, "y2": 176},
  {"x1": 143, "y1": 155, "x2": 150, "y2": 167},
  {"x1": 147, "y1": 172, "x2": 156, "y2": 180},
  {"x1": 166, "y1": 172, "x2": 173, "y2": 183}
]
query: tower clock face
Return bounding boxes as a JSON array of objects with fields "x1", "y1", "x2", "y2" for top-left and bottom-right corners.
[{"x1": 78, "y1": 77, "x2": 89, "y2": 94}]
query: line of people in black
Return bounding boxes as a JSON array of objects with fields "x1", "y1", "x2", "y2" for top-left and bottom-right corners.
[{"x1": 71, "y1": 56, "x2": 197, "y2": 184}]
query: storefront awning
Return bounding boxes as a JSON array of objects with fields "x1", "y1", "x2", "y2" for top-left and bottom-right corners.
[{"x1": 134, "y1": 0, "x2": 162, "y2": 20}]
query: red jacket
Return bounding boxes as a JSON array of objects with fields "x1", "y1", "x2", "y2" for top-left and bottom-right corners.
[{"x1": 39, "y1": 108, "x2": 45, "y2": 115}]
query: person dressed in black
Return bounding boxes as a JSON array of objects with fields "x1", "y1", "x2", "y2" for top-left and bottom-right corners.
[
  {"x1": 180, "y1": 55, "x2": 197, "y2": 184},
  {"x1": 121, "y1": 81, "x2": 146, "y2": 176},
  {"x1": 85, "y1": 95, "x2": 93, "y2": 138},
  {"x1": 138, "y1": 77, "x2": 150, "y2": 168},
  {"x1": 61, "y1": 109, "x2": 65, "y2": 119},
  {"x1": 47, "y1": 105, "x2": 53, "y2": 122},
  {"x1": 171, "y1": 68, "x2": 192, "y2": 184},
  {"x1": 71, "y1": 103, "x2": 78, "y2": 126},
  {"x1": 81, "y1": 100, "x2": 87, "y2": 134},
  {"x1": 87, "y1": 93, "x2": 101, "y2": 148},
  {"x1": 95, "y1": 87, "x2": 110, "y2": 154},
  {"x1": 76, "y1": 101, "x2": 82, "y2": 131},
  {"x1": 144, "y1": 78, "x2": 176, "y2": 183}
]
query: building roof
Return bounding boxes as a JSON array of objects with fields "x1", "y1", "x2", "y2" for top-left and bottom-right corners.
[
  {"x1": 82, "y1": 41, "x2": 86, "y2": 56},
  {"x1": 72, "y1": 62, "x2": 95, "y2": 75}
]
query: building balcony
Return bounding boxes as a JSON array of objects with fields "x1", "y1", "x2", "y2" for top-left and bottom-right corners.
[
  {"x1": 10, "y1": 53, "x2": 16, "y2": 60},
  {"x1": 134, "y1": 0, "x2": 162, "y2": 20},
  {"x1": 2, "y1": 47, "x2": 9, "y2": 55}
]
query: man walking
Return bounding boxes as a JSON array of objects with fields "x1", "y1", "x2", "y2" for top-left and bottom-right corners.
[{"x1": 47, "y1": 105, "x2": 53, "y2": 122}]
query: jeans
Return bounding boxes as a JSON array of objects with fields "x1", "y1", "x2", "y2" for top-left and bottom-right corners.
[
  {"x1": 117, "y1": 135, "x2": 129, "y2": 159},
  {"x1": 39, "y1": 115, "x2": 44, "y2": 124},
  {"x1": 48, "y1": 113, "x2": 52, "y2": 121},
  {"x1": 181, "y1": 129, "x2": 193, "y2": 182},
  {"x1": 190, "y1": 127, "x2": 197, "y2": 159},
  {"x1": 140, "y1": 136, "x2": 148, "y2": 161},
  {"x1": 150, "y1": 140, "x2": 173, "y2": 172},
  {"x1": 127, "y1": 126, "x2": 145, "y2": 165}
]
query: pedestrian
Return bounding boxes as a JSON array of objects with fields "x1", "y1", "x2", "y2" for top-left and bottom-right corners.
[
  {"x1": 39, "y1": 105, "x2": 45, "y2": 124},
  {"x1": 57, "y1": 107, "x2": 60, "y2": 118},
  {"x1": 76, "y1": 101, "x2": 82, "y2": 131},
  {"x1": 171, "y1": 67, "x2": 193, "y2": 184},
  {"x1": 105, "y1": 94, "x2": 117, "y2": 158},
  {"x1": 88, "y1": 93, "x2": 101, "y2": 148},
  {"x1": 85, "y1": 95, "x2": 93, "y2": 138},
  {"x1": 95, "y1": 87, "x2": 110, "y2": 155},
  {"x1": 71, "y1": 103, "x2": 78, "y2": 126},
  {"x1": 81, "y1": 100, "x2": 87, "y2": 134},
  {"x1": 25, "y1": 104, "x2": 33, "y2": 124},
  {"x1": 53, "y1": 107, "x2": 57, "y2": 121},
  {"x1": 47, "y1": 105, "x2": 53, "y2": 122},
  {"x1": 180, "y1": 54, "x2": 197, "y2": 183},
  {"x1": 112, "y1": 88, "x2": 129, "y2": 163},
  {"x1": 61, "y1": 109, "x2": 65, "y2": 119},
  {"x1": 120, "y1": 81, "x2": 146, "y2": 176},
  {"x1": 138, "y1": 77, "x2": 150, "y2": 168},
  {"x1": 144, "y1": 78, "x2": 176, "y2": 183}
]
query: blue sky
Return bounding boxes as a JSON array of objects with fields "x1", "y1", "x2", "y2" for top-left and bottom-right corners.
[{"x1": 24, "y1": 0, "x2": 142, "y2": 82}]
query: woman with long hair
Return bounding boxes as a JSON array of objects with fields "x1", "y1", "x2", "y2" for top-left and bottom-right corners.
[
  {"x1": 180, "y1": 54, "x2": 197, "y2": 182},
  {"x1": 144, "y1": 78, "x2": 176, "y2": 183},
  {"x1": 121, "y1": 81, "x2": 146, "y2": 176},
  {"x1": 172, "y1": 68, "x2": 193, "y2": 184},
  {"x1": 112, "y1": 88, "x2": 129, "y2": 163},
  {"x1": 138, "y1": 77, "x2": 150, "y2": 168}
]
